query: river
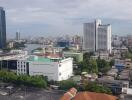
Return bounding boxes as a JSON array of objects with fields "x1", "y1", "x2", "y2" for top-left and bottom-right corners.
[{"x1": 24, "y1": 44, "x2": 44, "y2": 54}]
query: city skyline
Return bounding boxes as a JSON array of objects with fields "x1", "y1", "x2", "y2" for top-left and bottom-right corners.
[{"x1": 1, "y1": 0, "x2": 132, "y2": 38}]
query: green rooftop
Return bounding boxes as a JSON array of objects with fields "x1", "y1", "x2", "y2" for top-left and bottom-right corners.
[{"x1": 27, "y1": 56, "x2": 61, "y2": 62}]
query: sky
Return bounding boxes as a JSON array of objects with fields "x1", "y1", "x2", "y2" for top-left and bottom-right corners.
[{"x1": 0, "y1": 0, "x2": 132, "y2": 38}]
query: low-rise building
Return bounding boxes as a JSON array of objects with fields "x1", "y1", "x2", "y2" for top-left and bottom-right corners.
[
  {"x1": 114, "y1": 59, "x2": 125, "y2": 71},
  {"x1": 0, "y1": 50, "x2": 28, "y2": 60},
  {"x1": 0, "y1": 50, "x2": 28, "y2": 72},
  {"x1": 17, "y1": 56, "x2": 73, "y2": 81},
  {"x1": 125, "y1": 59, "x2": 132, "y2": 69},
  {"x1": 91, "y1": 52, "x2": 109, "y2": 60},
  {"x1": 63, "y1": 52, "x2": 83, "y2": 62}
]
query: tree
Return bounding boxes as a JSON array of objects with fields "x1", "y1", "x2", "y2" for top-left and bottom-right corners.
[
  {"x1": 83, "y1": 52, "x2": 94, "y2": 62},
  {"x1": 84, "y1": 82, "x2": 112, "y2": 94},
  {"x1": 62, "y1": 47, "x2": 70, "y2": 51},
  {"x1": 96, "y1": 59, "x2": 110, "y2": 73},
  {"x1": 88, "y1": 59, "x2": 98, "y2": 74},
  {"x1": 0, "y1": 70, "x2": 47, "y2": 88},
  {"x1": 109, "y1": 59, "x2": 115, "y2": 66},
  {"x1": 77, "y1": 53, "x2": 98, "y2": 74},
  {"x1": 124, "y1": 51, "x2": 132, "y2": 59},
  {"x1": 58, "y1": 80, "x2": 77, "y2": 90}
]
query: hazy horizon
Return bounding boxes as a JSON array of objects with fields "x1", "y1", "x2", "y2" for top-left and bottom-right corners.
[{"x1": 1, "y1": 0, "x2": 132, "y2": 38}]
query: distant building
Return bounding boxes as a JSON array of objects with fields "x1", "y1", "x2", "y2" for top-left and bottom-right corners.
[
  {"x1": 57, "y1": 40, "x2": 70, "y2": 48},
  {"x1": 16, "y1": 32, "x2": 20, "y2": 40},
  {"x1": 0, "y1": 50, "x2": 28, "y2": 71},
  {"x1": 114, "y1": 59, "x2": 125, "y2": 71},
  {"x1": 0, "y1": 7, "x2": 6, "y2": 49},
  {"x1": 63, "y1": 52, "x2": 83, "y2": 62},
  {"x1": 72, "y1": 35, "x2": 82, "y2": 45},
  {"x1": 127, "y1": 35, "x2": 132, "y2": 47},
  {"x1": 83, "y1": 19, "x2": 111, "y2": 53},
  {"x1": 112, "y1": 35, "x2": 122, "y2": 47},
  {"x1": 7, "y1": 41, "x2": 14, "y2": 48},
  {"x1": 91, "y1": 51, "x2": 109, "y2": 60},
  {"x1": 17, "y1": 56, "x2": 73, "y2": 81}
]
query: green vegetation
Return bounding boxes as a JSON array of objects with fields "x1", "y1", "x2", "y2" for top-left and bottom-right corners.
[
  {"x1": 122, "y1": 47, "x2": 132, "y2": 59},
  {"x1": 79, "y1": 52, "x2": 98, "y2": 73},
  {"x1": 33, "y1": 48, "x2": 43, "y2": 52},
  {"x1": 124, "y1": 51, "x2": 132, "y2": 59},
  {"x1": 77, "y1": 52, "x2": 111, "y2": 74},
  {"x1": 109, "y1": 59, "x2": 115, "y2": 67},
  {"x1": 2, "y1": 48, "x2": 11, "y2": 52},
  {"x1": 58, "y1": 80, "x2": 77, "y2": 90},
  {"x1": 62, "y1": 47, "x2": 70, "y2": 51},
  {"x1": 35, "y1": 47, "x2": 43, "y2": 50},
  {"x1": 77, "y1": 59, "x2": 98, "y2": 74},
  {"x1": 0, "y1": 70, "x2": 47, "y2": 88},
  {"x1": 96, "y1": 58, "x2": 111, "y2": 73},
  {"x1": 58, "y1": 80, "x2": 112, "y2": 95},
  {"x1": 84, "y1": 82, "x2": 112, "y2": 94}
]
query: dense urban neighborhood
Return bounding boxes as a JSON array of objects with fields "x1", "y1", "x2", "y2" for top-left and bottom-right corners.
[{"x1": 0, "y1": 3, "x2": 132, "y2": 100}]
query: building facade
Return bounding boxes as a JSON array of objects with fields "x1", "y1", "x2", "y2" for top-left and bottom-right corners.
[
  {"x1": 97, "y1": 24, "x2": 111, "y2": 53},
  {"x1": 0, "y1": 7, "x2": 6, "y2": 49},
  {"x1": 83, "y1": 19, "x2": 111, "y2": 53},
  {"x1": 17, "y1": 56, "x2": 73, "y2": 81},
  {"x1": 83, "y1": 22, "x2": 96, "y2": 51}
]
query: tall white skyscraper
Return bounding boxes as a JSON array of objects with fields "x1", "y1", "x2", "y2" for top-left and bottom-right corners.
[{"x1": 83, "y1": 19, "x2": 111, "y2": 53}]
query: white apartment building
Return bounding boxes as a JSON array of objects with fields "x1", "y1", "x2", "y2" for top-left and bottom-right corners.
[
  {"x1": 17, "y1": 56, "x2": 73, "y2": 81},
  {"x1": 83, "y1": 19, "x2": 112, "y2": 53},
  {"x1": 97, "y1": 24, "x2": 111, "y2": 53}
]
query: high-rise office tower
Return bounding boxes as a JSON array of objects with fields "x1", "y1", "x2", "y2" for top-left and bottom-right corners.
[
  {"x1": 0, "y1": 7, "x2": 6, "y2": 49},
  {"x1": 83, "y1": 19, "x2": 111, "y2": 53}
]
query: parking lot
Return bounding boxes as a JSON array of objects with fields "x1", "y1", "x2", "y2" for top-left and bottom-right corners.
[{"x1": 0, "y1": 82, "x2": 63, "y2": 100}]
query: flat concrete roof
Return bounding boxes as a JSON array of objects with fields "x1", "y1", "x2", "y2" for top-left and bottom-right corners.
[{"x1": 27, "y1": 56, "x2": 61, "y2": 62}]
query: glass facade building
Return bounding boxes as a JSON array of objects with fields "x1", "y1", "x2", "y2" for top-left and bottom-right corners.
[{"x1": 0, "y1": 7, "x2": 6, "y2": 48}]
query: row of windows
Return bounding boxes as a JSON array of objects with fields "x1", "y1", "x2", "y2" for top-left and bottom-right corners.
[
  {"x1": 17, "y1": 62, "x2": 26, "y2": 64},
  {"x1": 17, "y1": 69, "x2": 26, "y2": 72},
  {"x1": 17, "y1": 65, "x2": 26, "y2": 68}
]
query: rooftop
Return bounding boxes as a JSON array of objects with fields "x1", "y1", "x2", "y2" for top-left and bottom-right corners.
[
  {"x1": 27, "y1": 56, "x2": 61, "y2": 62},
  {"x1": 60, "y1": 88, "x2": 117, "y2": 100},
  {"x1": 73, "y1": 92, "x2": 117, "y2": 100}
]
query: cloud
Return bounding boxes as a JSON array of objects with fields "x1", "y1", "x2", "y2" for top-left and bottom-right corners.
[{"x1": 0, "y1": 0, "x2": 132, "y2": 38}]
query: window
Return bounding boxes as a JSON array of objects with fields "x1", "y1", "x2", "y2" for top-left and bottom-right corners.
[{"x1": 23, "y1": 65, "x2": 26, "y2": 68}]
